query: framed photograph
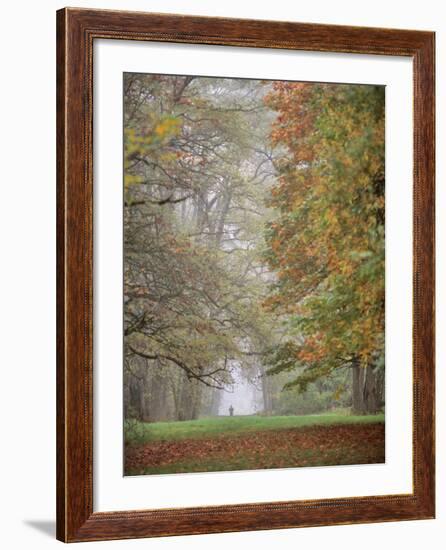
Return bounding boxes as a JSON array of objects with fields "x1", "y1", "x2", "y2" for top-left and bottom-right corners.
[{"x1": 56, "y1": 7, "x2": 435, "y2": 542}]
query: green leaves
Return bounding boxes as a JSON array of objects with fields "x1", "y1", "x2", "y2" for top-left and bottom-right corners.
[
  {"x1": 123, "y1": 74, "x2": 279, "y2": 393},
  {"x1": 264, "y1": 82, "x2": 385, "y2": 389}
]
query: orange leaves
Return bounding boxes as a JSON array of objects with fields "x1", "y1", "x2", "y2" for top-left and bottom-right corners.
[
  {"x1": 125, "y1": 423, "x2": 385, "y2": 474},
  {"x1": 297, "y1": 334, "x2": 325, "y2": 363},
  {"x1": 264, "y1": 83, "x2": 385, "y2": 372},
  {"x1": 153, "y1": 116, "x2": 181, "y2": 139}
]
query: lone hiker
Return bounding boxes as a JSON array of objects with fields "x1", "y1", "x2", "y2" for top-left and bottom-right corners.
[{"x1": 229, "y1": 405, "x2": 234, "y2": 417}]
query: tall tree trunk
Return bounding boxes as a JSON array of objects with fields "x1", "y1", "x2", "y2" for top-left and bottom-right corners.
[
  {"x1": 352, "y1": 358, "x2": 365, "y2": 414},
  {"x1": 352, "y1": 359, "x2": 379, "y2": 414},
  {"x1": 177, "y1": 372, "x2": 203, "y2": 420},
  {"x1": 215, "y1": 187, "x2": 233, "y2": 246},
  {"x1": 177, "y1": 372, "x2": 193, "y2": 420},
  {"x1": 149, "y1": 361, "x2": 166, "y2": 421},
  {"x1": 375, "y1": 365, "x2": 385, "y2": 409},
  {"x1": 210, "y1": 387, "x2": 222, "y2": 416},
  {"x1": 363, "y1": 365, "x2": 379, "y2": 414},
  {"x1": 190, "y1": 380, "x2": 202, "y2": 420},
  {"x1": 170, "y1": 376, "x2": 181, "y2": 420},
  {"x1": 261, "y1": 366, "x2": 273, "y2": 415}
]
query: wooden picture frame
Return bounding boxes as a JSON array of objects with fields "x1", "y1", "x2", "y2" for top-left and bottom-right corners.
[{"x1": 56, "y1": 7, "x2": 435, "y2": 542}]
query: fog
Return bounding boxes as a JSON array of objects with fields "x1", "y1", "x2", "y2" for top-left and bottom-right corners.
[{"x1": 218, "y1": 367, "x2": 262, "y2": 416}]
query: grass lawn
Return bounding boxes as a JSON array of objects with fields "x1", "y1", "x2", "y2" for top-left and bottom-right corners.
[
  {"x1": 124, "y1": 413, "x2": 385, "y2": 475},
  {"x1": 125, "y1": 412, "x2": 385, "y2": 445}
]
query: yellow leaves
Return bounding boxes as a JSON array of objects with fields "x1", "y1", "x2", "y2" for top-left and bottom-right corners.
[
  {"x1": 339, "y1": 261, "x2": 354, "y2": 277},
  {"x1": 333, "y1": 385, "x2": 345, "y2": 401},
  {"x1": 124, "y1": 127, "x2": 154, "y2": 165},
  {"x1": 124, "y1": 116, "x2": 183, "y2": 188},
  {"x1": 124, "y1": 174, "x2": 143, "y2": 189},
  {"x1": 154, "y1": 117, "x2": 181, "y2": 139},
  {"x1": 325, "y1": 208, "x2": 338, "y2": 226},
  {"x1": 125, "y1": 116, "x2": 181, "y2": 159},
  {"x1": 375, "y1": 196, "x2": 385, "y2": 210},
  {"x1": 159, "y1": 151, "x2": 178, "y2": 163},
  {"x1": 265, "y1": 83, "x2": 385, "y2": 368}
]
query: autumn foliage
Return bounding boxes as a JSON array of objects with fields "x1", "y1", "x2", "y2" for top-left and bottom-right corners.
[{"x1": 263, "y1": 82, "x2": 385, "y2": 405}]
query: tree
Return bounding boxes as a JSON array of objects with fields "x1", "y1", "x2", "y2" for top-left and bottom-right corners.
[
  {"x1": 123, "y1": 74, "x2": 279, "y2": 420},
  {"x1": 263, "y1": 82, "x2": 385, "y2": 414}
]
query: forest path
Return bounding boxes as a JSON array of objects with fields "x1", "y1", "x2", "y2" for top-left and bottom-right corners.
[{"x1": 125, "y1": 415, "x2": 384, "y2": 475}]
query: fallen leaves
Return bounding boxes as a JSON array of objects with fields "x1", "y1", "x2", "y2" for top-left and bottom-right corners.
[{"x1": 125, "y1": 422, "x2": 385, "y2": 475}]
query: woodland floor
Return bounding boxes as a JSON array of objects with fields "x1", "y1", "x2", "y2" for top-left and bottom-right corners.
[{"x1": 124, "y1": 414, "x2": 385, "y2": 475}]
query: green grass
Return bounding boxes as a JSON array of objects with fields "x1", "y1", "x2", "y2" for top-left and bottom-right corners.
[{"x1": 125, "y1": 412, "x2": 384, "y2": 446}]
